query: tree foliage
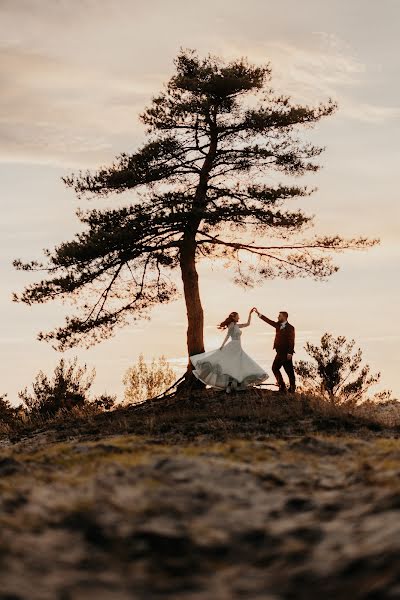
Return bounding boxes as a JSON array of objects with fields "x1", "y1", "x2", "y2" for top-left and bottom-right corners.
[
  {"x1": 295, "y1": 333, "x2": 391, "y2": 405},
  {"x1": 12, "y1": 48, "x2": 378, "y2": 358}
]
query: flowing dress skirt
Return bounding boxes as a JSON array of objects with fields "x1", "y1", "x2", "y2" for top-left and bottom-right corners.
[{"x1": 190, "y1": 339, "x2": 269, "y2": 389}]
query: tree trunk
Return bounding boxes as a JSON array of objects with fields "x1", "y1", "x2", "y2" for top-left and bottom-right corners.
[
  {"x1": 178, "y1": 115, "x2": 217, "y2": 385},
  {"x1": 179, "y1": 236, "x2": 204, "y2": 373}
]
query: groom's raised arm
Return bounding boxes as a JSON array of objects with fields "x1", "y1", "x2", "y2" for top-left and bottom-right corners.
[{"x1": 258, "y1": 313, "x2": 278, "y2": 328}]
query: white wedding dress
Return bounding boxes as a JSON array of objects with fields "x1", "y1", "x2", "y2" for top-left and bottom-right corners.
[{"x1": 190, "y1": 322, "x2": 269, "y2": 389}]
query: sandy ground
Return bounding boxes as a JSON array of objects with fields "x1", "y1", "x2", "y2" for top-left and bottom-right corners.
[{"x1": 1, "y1": 419, "x2": 399, "y2": 599}]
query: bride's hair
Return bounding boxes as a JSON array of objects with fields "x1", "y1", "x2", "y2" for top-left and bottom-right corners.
[{"x1": 218, "y1": 312, "x2": 238, "y2": 330}]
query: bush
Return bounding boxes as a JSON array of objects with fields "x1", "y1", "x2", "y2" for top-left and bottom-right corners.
[
  {"x1": 93, "y1": 393, "x2": 117, "y2": 411},
  {"x1": 123, "y1": 354, "x2": 176, "y2": 404},
  {"x1": 19, "y1": 357, "x2": 96, "y2": 417},
  {"x1": 0, "y1": 394, "x2": 22, "y2": 429},
  {"x1": 295, "y1": 332, "x2": 393, "y2": 406}
]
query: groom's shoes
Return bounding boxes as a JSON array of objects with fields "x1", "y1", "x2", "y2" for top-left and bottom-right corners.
[{"x1": 288, "y1": 386, "x2": 296, "y2": 394}]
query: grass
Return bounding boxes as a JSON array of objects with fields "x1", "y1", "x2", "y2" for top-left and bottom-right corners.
[{"x1": 1, "y1": 387, "x2": 399, "y2": 449}]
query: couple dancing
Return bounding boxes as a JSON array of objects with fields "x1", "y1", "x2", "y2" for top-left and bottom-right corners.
[{"x1": 190, "y1": 307, "x2": 296, "y2": 394}]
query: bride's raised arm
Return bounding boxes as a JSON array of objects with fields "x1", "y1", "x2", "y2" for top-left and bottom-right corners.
[{"x1": 238, "y1": 309, "x2": 253, "y2": 328}]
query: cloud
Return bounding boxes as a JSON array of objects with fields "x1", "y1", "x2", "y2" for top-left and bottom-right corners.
[
  {"x1": 0, "y1": 44, "x2": 158, "y2": 167},
  {"x1": 1, "y1": 7, "x2": 399, "y2": 173},
  {"x1": 220, "y1": 32, "x2": 400, "y2": 124},
  {"x1": 342, "y1": 102, "x2": 400, "y2": 123}
]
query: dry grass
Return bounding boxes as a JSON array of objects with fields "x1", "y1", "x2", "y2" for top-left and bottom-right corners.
[{"x1": 3, "y1": 387, "x2": 398, "y2": 446}]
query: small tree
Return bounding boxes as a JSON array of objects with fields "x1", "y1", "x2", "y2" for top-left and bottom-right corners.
[
  {"x1": 123, "y1": 354, "x2": 176, "y2": 404},
  {"x1": 295, "y1": 333, "x2": 391, "y2": 405},
  {"x1": 19, "y1": 357, "x2": 96, "y2": 416}
]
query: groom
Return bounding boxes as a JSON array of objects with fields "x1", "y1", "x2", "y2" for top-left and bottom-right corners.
[{"x1": 252, "y1": 308, "x2": 296, "y2": 393}]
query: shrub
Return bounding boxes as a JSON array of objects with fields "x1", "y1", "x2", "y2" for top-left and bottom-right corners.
[
  {"x1": 123, "y1": 354, "x2": 176, "y2": 404},
  {"x1": 19, "y1": 357, "x2": 96, "y2": 417},
  {"x1": 93, "y1": 393, "x2": 117, "y2": 411},
  {"x1": 0, "y1": 394, "x2": 21, "y2": 429},
  {"x1": 295, "y1": 332, "x2": 393, "y2": 406}
]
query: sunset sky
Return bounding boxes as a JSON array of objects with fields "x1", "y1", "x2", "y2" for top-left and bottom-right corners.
[{"x1": 1, "y1": 0, "x2": 399, "y2": 403}]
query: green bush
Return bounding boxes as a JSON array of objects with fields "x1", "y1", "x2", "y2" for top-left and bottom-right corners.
[
  {"x1": 19, "y1": 357, "x2": 96, "y2": 417},
  {"x1": 295, "y1": 333, "x2": 392, "y2": 406}
]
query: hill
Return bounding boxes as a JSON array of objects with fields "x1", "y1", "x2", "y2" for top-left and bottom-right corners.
[{"x1": 0, "y1": 389, "x2": 399, "y2": 599}]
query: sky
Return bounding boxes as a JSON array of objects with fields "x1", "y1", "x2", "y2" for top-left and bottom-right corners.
[{"x1": 1, "y1": 0, "x2": 399, "y2": 403}]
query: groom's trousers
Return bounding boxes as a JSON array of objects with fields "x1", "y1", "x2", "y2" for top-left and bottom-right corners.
[{"x1": 272, "y1": 352, "x2": 296, "y2": 391}]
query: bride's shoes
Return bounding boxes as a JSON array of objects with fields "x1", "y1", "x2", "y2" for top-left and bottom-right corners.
[{"x1": 226, "y1": 380, "x2": 238, "y2": 394}]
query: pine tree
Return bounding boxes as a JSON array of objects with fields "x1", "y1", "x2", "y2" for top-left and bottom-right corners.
[
  {"x1": 295, "y1": 333, "x2": 391, "y2": 405},
  {"x1": 13, "y1": 48, "x2": 377, "y2": 380}
]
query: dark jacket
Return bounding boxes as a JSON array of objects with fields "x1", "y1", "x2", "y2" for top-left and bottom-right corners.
[{"x1": 259, "y1": 315, "x2": 295, "y2": 355}]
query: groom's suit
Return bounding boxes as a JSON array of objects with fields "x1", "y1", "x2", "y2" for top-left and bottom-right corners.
[{"x1": 259, "y1": 314, "x2": 296, "y2": 392}]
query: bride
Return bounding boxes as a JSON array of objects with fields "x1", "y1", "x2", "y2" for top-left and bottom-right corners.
[{"x1": 190, "y1": 308, "x2": 269, "y2": 393}]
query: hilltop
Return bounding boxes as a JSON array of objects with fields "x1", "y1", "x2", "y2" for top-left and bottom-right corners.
[{"x1": 0, "y1": 388, "x2": 399, "y2": 599}]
